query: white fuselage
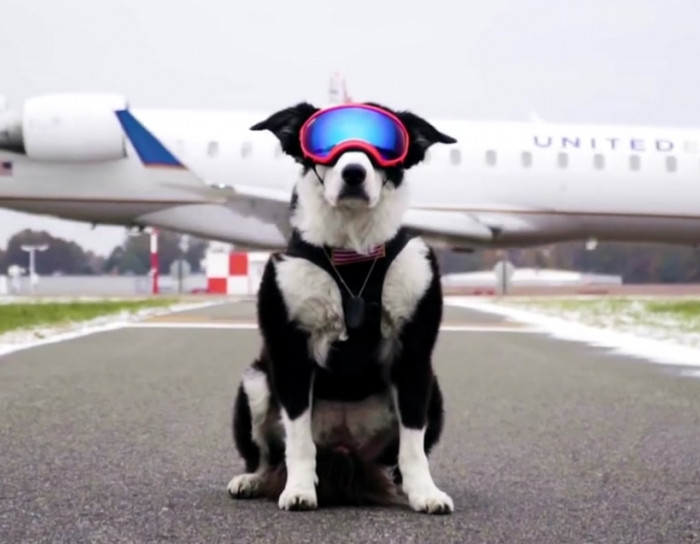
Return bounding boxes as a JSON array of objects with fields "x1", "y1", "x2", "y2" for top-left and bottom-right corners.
[{"x1": 2, "y1": 105, "x2": 700, "y2": 250}]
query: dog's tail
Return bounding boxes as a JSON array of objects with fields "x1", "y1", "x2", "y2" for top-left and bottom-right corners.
[{"x1": 261, "y1": 446, "x2": 402, "y2": 507}]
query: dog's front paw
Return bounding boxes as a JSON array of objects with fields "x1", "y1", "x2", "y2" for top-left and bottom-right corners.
[
  {"x1": 406, "y1": 486, "x2": 454, "y2": 515},
  {"x1": 227, "y1": 473, "x2": 264, "y2": 499},
  {"x1": 278, "y1": 484, "x2": 318, "y2": 511}
]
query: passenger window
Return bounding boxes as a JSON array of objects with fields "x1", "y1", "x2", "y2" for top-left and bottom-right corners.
[
  {"x1": 485, "y1": 150, "x2": 497, "y2": 166},
  {"x1": 557, "y1": 152, "x2": 568, "y2": 169},
  {"x1": 666, "y1": 156, "x2": 677, "y2": 172},
  {"x1": 593, "y1": 153, "x2": 605, "y2": 170},
  {"x1": 521, "y1": 151, "x2": 532, "y2": 168},
  {"x1": 449, "y1": 148, "x2": 461, "y2": 165},
  {"x1": 629, "y1": 155, "x2": 641, "y2": 171},
  {"x1": 207, "y1": 141, "x2": 219, "y2": 158},
  {"x1": 241, "y1": 142, "x2": 252, "y2": 158}
]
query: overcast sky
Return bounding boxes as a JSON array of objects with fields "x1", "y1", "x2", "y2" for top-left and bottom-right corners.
[{"x1": 1, "y1": 0, "x2": 699, "y2": 255}]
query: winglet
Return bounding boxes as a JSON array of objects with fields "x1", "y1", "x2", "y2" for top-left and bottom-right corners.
[
  {"x1": 115, "y1": 109, "x2": 184, "y2": 168},
  {"x1": 328, "y1": 71, "x2": 352, "y2": 105}
]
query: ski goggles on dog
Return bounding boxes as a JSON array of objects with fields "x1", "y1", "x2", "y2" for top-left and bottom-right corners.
[{"x1": 299, "y1": 104, "x2": 410, "y2": 167}]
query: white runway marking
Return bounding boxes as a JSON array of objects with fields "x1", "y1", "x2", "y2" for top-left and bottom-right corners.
[
  {"x1": 125, "y1": 321, "x2": 542, "y2": 333},
  {"x1": 446, "y1": 297, "x2": 700, "y2": 374},
  {"x1": 0, "y1": 298, "x2": 540, "y2": 360},
  {"x1": 440, "y1": 325, "x2": 539, "y2": 332},
  {"x1": 15, "y1": 294, "x2": 697, "y2": 374},
  {"x1": 127, "y1": 322, "x2": 259, "y2": 330}
]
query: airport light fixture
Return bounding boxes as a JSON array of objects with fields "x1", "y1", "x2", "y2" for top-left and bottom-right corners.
[{"x1": 20, "y1": 243, "x2": 49, "y2": 293}]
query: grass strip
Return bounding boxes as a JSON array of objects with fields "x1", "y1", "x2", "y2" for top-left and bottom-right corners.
[{"x1": 0, "y1": 298, "x2": 179, "y2": 335}]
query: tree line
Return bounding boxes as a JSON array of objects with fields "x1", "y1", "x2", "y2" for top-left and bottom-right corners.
[
  {"x1": 0, "y1": 229, "x2": 209, "y2": 276},
  {"x1": 2, "y1": 228, "x2": 700, "y2": 283},
  {"x1": 437, "y1": 240, "x2": 700, "y2": 283}
]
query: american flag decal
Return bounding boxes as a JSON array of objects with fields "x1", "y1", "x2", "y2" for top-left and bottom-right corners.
[
  {"x1": 0, "y1": 161, "x2": 12, "y2": 176},
  {"x1": 331, "y1": 244, "x2": 386, "y2": 265}
]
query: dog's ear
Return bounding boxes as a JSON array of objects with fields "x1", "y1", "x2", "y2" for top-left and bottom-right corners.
[
  {"x1": 394, "y1": 110, "x2": 457, "y2": 169},
  {"x1": 250, "y1": 102, "x2": 319, "y2": 160}
]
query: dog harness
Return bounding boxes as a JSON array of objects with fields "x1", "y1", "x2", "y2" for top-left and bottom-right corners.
[{"x1": 285, "y1": 227, "x2": 412, "y2": 373}]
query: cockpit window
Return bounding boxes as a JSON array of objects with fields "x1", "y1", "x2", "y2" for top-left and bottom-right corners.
[
  {"x1": 629, "y1": 155, "x2": 641, "y2": 171},
  {"x1": 485, "y1": 150, "x2": 497, "y2": 166},
  {"x1": 557, "y1": 152, "x2": 568, "y2": 168},
  {"x1": 666, "y1": 155, "x2": 677, "y2": 172}
]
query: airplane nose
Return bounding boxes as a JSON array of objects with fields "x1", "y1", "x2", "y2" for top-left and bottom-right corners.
[{"x1": 341, "y1": 164, "x2": 366, "y2": 186}]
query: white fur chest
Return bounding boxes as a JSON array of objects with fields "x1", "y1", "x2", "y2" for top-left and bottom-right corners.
[{"x1": 273, "y1": 236, "x2": 433, "y2": 366}]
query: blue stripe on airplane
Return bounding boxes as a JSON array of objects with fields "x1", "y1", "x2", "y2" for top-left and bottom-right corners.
[{"x1": 114, "y1": 109, "x2": 184, "y2": 168}]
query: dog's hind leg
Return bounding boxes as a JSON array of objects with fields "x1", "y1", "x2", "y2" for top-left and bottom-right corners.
[{"x1": 228, "y1": 363, "x2": 273, "y2": 499}]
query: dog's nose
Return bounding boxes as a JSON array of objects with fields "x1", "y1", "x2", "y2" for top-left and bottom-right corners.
[{"x1": 341, "y1": 164, "x2": 366, "y2": 186}]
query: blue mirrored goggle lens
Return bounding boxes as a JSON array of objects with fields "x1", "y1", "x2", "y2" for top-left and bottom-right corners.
[{"x1": 302, "y1": 107, "x2": 407, "y2": 161}]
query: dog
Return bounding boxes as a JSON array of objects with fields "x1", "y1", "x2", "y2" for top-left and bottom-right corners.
[{"x1": 226, "y1": 101, "x2": 457, "y2": 514}]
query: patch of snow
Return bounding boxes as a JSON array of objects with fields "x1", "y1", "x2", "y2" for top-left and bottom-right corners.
[
  {"x1": 445, "y1": 296, "x2": 700, "y2": 373},
  {"x1": 494, "y1": 297, "x2": 700, "y2": 349}
]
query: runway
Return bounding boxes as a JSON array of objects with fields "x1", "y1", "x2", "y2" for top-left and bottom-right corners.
[{"x1": 1, "y1": 299, "x2": 698, "y2": 543}]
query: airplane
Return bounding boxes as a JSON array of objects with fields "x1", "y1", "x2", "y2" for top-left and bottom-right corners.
[{"x1": 2, "y1": 73, "x2": 700, "y2": 254}]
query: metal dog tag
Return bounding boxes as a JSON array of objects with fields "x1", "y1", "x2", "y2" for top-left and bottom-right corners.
[{"x1": 344, "y1": 296, "x2": 365, "y2": 329}]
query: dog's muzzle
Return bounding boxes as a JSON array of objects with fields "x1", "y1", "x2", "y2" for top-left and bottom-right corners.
[{"x1": 338, "y1": 163, "x2": 370, "y2": 202}]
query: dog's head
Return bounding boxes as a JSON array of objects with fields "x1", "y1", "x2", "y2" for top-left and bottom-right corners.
[{"x1": 250, "y1": 102, "x2": 456, "y2": 251}]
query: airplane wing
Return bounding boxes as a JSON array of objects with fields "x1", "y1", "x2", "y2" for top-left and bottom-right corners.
[
  {"x1": 136, "y1": 202, "x2": 290, "y2": 248},
  {"x1": 402, "y1": 209, "x2": 494, "y2": 243},
  {"x1": 114, "y1": 109, "x2": 295, "y2": 238},
  {"x1": 114, "y1": 109, "x2": 496, "y2": 248}
]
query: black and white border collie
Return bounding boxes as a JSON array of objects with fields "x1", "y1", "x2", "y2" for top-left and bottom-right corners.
[{"x1": 226, "y1": 102, "x2": 457, "y2": 514}]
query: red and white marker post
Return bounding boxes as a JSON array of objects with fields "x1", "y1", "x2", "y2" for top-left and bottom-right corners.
[{"x1": 149, "y1": 227, "x2": 159, "y2": 295}]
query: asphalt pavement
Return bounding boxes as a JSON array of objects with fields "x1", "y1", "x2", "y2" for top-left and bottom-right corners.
[{"x1": 0, "y1": 299, "x2": 698, "y2": 544}]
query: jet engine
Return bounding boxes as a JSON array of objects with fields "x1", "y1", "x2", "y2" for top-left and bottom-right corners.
[{"x1": 0, "y1": 93, "x2": 128, "y2": 162}]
